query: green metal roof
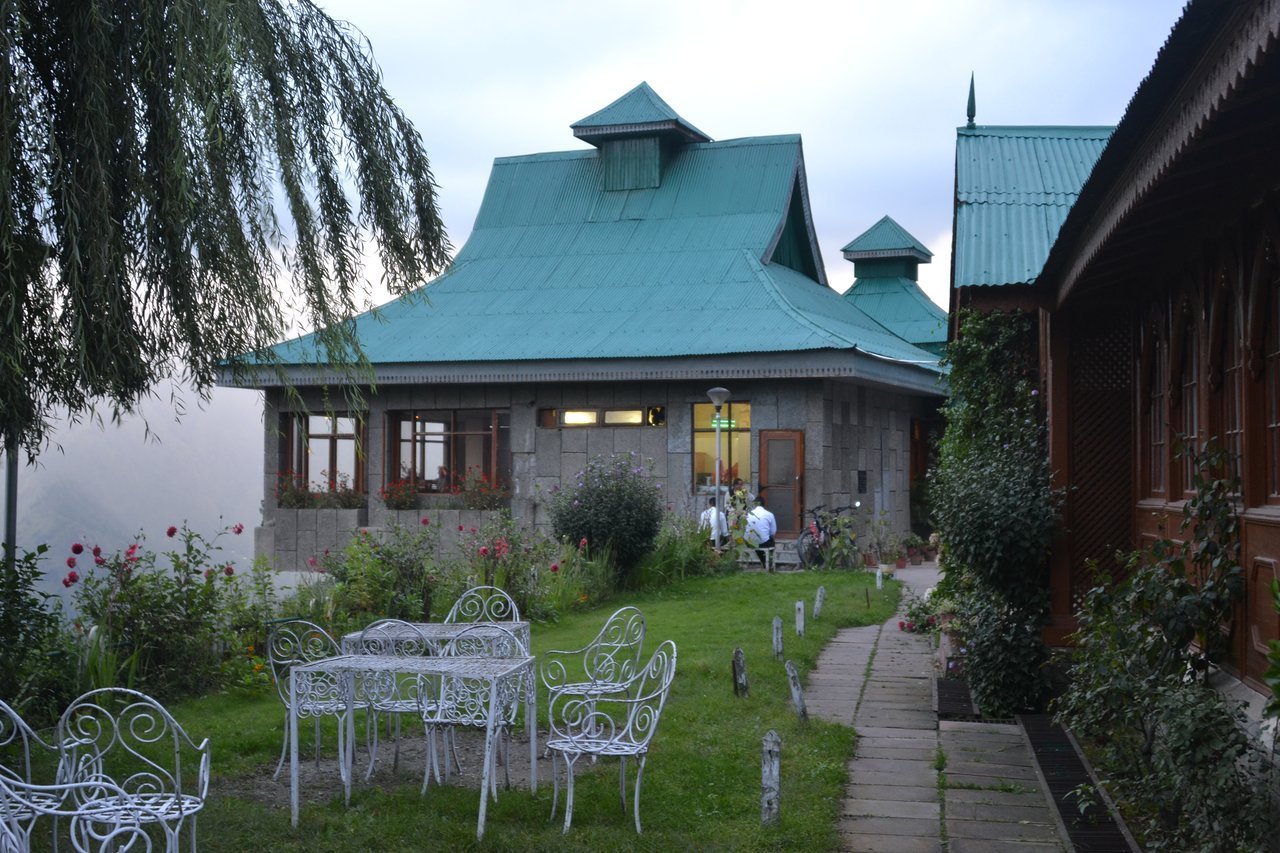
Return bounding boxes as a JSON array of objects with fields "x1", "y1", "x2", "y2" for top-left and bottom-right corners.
[
  {"x1": 265, "y1": 131, "x2": 939, "y2": 372},
  {"x1": 841, "y1": 215, "x2": 932, "y2": 262},
  {"x1": 953, "y1": 125, "x2": 1111, "y2": 287},
  {"x1": 572, "y1": 82, "x2": 710, "y2": 145}
]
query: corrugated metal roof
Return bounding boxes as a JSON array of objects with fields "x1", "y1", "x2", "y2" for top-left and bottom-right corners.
[
  {"x1": 843, "y1": 278, "x2": 948, "y2": 348},
  {"x1": 841, "y1": 215, "x2": 933, "y2": 260},
  {"x1": 954, "y1": 125, "x2": 1111, "y2": 287},
  {"x1": 571, "y1": 82, "x2": 710, "y2": 143},
  {"x1": 266, "y1": 133, "x2": 939, "y2": 372}
]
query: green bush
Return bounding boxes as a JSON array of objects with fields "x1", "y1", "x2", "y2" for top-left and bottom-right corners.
[
  {"x1": 326, "y1": 519, "x2": 440, "y2": 622},
  {"x1": 632, "y1": 511, "x2": 737, "y2": 588},
  {"x1": 548, "y1": 452, "x2": 664, "y2": 579},
  {"x1": 0, "y1": 544, "x2": 77, "y2": 724},
  {"x1": 957, "y1": 593, "x2": 1047, "y2": 716},
  {"x1": 1055, "y1": 442, "x2": 1270, "y2": 851}
]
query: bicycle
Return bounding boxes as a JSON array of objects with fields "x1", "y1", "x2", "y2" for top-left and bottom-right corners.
[{"x1": 795, "y1": 504, "x2": 860, "y2": 569}]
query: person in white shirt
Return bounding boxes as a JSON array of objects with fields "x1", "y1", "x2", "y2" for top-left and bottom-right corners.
[
  {"x1": 698, "y1": 497, "x2": 728, "y2": 552},
  {"x1": 745, "y1": 492, "x2": 777, "y2": 571}
]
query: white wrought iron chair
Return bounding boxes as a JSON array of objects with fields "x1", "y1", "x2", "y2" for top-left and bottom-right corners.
[
  {"x1": 418, "y1": 623, "x2": 529, "y2": 796},
  {"x1": 352, "y1": 618, "x2": 430, "y2": 777},
  {"x1": 546, "y1": 640, "x2": 677, "y2": 834},
  {"x1": 444, "y1": 586, "x2": 521, "y2": 624},
  {"x1": 55, "y1": 688, "x2": 209, "y2": 852},
  {"x1": 0, "y1": 698, "x2": 61, "y2": 851},
  {"x1": 267, "y1": 618, "x2": 370, "y2": 780},
  {"x1": 539, "y1": 606, "x2": 646, "y2": 703},
  {"x1": 0, "y1": 773, "x2": 168, "y2": 852}
]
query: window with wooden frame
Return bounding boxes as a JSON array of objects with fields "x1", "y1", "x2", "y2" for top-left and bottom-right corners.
[
  {"x1": 1264, "y1": 237, "x2": 1280, "y2": 501},
  {"x1": 388, "y1": 409, "x2": 510, "y2": 493},
  {"x1": 283, "y1": 413, "x2": 366, "y2": 493},
  {"x1": 1178, "y1": 313, "x2": 1199, "y2": 497},
  {"x1": 1213, "y1": 286, "x2": 1244, "y2": 490},
  {"x1": 691, "y1": 402, "x2": 752, "y2": 491},
  {"x1": 1140, "y1": 307, "x2": 1168, "y2": 497}
]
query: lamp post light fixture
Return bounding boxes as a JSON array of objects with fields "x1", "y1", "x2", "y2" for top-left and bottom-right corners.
[{"x1": 707, "y1": 387, "x2": 731, "y2": 543}]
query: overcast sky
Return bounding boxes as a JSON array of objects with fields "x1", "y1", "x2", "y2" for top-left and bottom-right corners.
[{"x1": 8, "y1": 0, "x2": 1191, "y2": 592}]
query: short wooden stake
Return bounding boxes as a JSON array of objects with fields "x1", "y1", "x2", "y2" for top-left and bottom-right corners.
[
  {"x1": 761, "y1": 730, "x2": 781, "y2": 825},
  {"x1": 732, "y1": 646, "x2": 750, "y2": 697},
  {"x1": 772, "y1": 617, "x2": 784, "y2": 660},
  {"x1": 865, "y1": 587, "x2": 870, "y2": 608},
  {"x1": 875, "y1": 568, "x2": 883, "y2": 589},
  {"x1": 795, "y1": 600, "x2": 805, "y2": 637},
  {"x1": 784, "y1": 660, "x2": 808, "y2": 722},
  {"x1": 813, "y1": 586, "x2": 825, "y2": 619}
]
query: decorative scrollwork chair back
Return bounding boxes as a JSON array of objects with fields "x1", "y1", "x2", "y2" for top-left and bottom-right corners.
[
  {"x1": 418, "y1": 623, "x2": 529, "y2": 794},
  {"x1": 55, "y1": 688, "x2": 209, "y2": 851},
  {"x1": 539, "y1": 606, "x2": 646, "y2": 698},
  {"x1": 546, "y1": 640, "x2": 678, "y2": 834},
  {"x1": 266, "y1": 619, "x2": 349, "y2": 780},
  {"x1": 0, "y1": 698, "x2": 61, "y2": 849},
  {"x1": 444, "y1": 586, "x2": 520, "y2": 624},
  {"x1": 0, "y1": 773, "x2": 170, "y2": 852}
]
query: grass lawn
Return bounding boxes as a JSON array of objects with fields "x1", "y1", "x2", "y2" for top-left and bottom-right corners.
[{"x1": 134, "y1": 571, "x2": 898, "y2": 851}]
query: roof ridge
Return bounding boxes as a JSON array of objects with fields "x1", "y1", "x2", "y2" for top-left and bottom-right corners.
[{"x1": 745, "y1": 252, "x2": 849, "y2": 347}]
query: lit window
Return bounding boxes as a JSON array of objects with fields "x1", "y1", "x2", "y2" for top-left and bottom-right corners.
[
  {"x1": 603, "y1": 409, "x2": 643, "y2": 425},
  {"x1": 692, "y1": 402, "x2": 752, "y2": 490},
  {"x1": 562, "y1": 410, "x2": 599, "y2": 426}
]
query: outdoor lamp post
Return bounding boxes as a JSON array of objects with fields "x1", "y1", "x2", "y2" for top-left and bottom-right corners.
[{"x1": 707, "y1": 387, "x2": 731, "y2": 543}]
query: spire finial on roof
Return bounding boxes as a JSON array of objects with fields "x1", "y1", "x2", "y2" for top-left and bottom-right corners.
[{"x1": 966, "y1": 73, "x2": 976, "y2": 128}]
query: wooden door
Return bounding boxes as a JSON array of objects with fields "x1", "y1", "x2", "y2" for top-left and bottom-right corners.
[{"x1": 759, "y1": 430, "x2": 803, "y2": 537}]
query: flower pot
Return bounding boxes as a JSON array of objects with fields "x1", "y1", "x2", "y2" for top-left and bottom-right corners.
[
  {"x1": 907, "y1": 548, "x2": 923, "y2": 565},
  {"x1": 895, "y1": 556, "x2": 907, "y2": 570},
  {"x1": 864, "y1": 553, "x2": 878, "y2": 568}
]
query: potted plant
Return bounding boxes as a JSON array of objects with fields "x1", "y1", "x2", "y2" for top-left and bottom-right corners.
[
  {"x1": 893, "y1": 546, "x2": 908, "y2": 570},
  {"x1": 925, "y1": 531, "x2": 940, "y2": 561},
  {"x1": 903, "y1": 533, "x2": 926, "y2": 565}
]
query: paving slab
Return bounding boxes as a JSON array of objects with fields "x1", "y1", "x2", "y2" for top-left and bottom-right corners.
[
  {"x1": 946, "y1": 817, "x2": 1061, "y2": 841},
  {"x1": 847, "y1": 783, "x2": 938, "y2": 803},
  {"x1": 842, "y1": 798, "x2": 940, "y2": 820},
  {"x1": 840, "y1": 832, "x2": 943, "y2": 853},
  {"x1": 839, "y1": 816, "x2": 939, "y2": 837}
]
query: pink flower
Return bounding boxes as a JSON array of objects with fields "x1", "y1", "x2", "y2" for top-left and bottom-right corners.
[
  {"x1": 458, "y1": 524, "x2": 464, "y2": 531},
  {"x1": 479, "y1": 546, "x2": 490, "y2": 557},
  {"x1": 579, "y1": 537, "x2": 588, "y2": 551},
  {"x1": 898, "y1": 621, "x2": 905, "y2": 631},
  {"x1": 67, "y1": 571, "x2": 79, "y2": 583},
  {"x1": 71, "y1": 542, "x2": 84, "y2": 554},
  {"x1": 550, "y1": 563, "x2": 559, "y2": 573},
  {"x1": 204, "y1": 569, "x2": 214, "y2": 580},
  {"x1": 91, "y1": 545, "x2": 101, "y2": 557},
  {"x1": 927, "y1": 616, "x2": 936, "y2": 626},
  {"x1": 126, "y1": 543, "x2": 138, "y2": 557},
  {"x1": 94, "y1": 556, "x2": 105, "y2": 566},
  {"x1": 62, "y1": 578, "x2": 71, "y2": 588},
  {"x1": 66, "y1": 556, "x2": 77, "y2": 569},
  {"x1": 307, "y1": 556, "x2": 318, "y2": 568},
  {"x1": 223, "y1": 565, "x2": 235, "y2": 577},
  {"x1": 232, "y1": 523, "x2": 245, "y2": 535},
  {"x1": 420, "y1": 517, "x2": 430, "y2": 526},
  {"x1": 166, "y1": 525, "x2": 177, "y2": 538},
  {"x1": 469, "y1": 527, "x2": 477, "y2": 534},
  {"x1": 906, "y1": 622, "x2": 915, "y2": 632}
]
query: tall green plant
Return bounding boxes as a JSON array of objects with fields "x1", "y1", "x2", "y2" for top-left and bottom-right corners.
[
  {"x1": 1055, "y1": 442, "x2": 1268, "y2": 849},
  {"x1": 548, "y1": 452, "x2": 664, "y2": 578}
]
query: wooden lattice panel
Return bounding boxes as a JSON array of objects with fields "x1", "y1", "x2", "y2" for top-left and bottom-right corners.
[{"x1": 1068, "y1": 317, "x2": 1135, "y2": 612}]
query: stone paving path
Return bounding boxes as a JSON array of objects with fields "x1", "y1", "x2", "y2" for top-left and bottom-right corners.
[{"x1": 809, "y1": 565, "x2": 1069, "y2": 852}]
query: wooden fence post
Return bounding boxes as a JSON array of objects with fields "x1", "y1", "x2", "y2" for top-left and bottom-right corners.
[
  {"x1": 813, "y1": 586, "x2": 825, "y2": 619},
  {"x1": 732, "y1": 646, "x2": 750, "y2": 697},
  {"x1": 772, "y1": 617, "x2": 784, "y2": 660},
  {"x1": 795, "y1": 600, "x2": 805, "y2": 637},
  {"x1": 875, "y1": 568, "x2": 883, "y2": 589},
  {"x1": 761, "y1": 730, "x2": 781, "y2": 825},
  {"x1": 784, "y1": 660, "x2": 808, "y2": 722}
]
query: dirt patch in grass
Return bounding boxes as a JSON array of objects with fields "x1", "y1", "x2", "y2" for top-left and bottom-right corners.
[{"x1": 213, "y1": 724, "x2": 543, "y2": 809}]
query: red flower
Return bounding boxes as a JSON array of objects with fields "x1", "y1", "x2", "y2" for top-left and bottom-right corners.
[
  {"x1": 579, "y1": 537, "x2": 588, "y2": 551},
  {"x1": 307, "y1": 556, "x2": 318, "y2": 568},
  {"x1": 94, "y1": 556, "x2": 105, "y2": 566},
  {"x1": 906, "y1": 622, "x2": 915, "y2": 632},
  {"x1": 62, "y1": 578, "x2": 71, "y2": 588},
  {"x1": 420, "y1": 517, "x2": 430, "y2": 526},
  {"x1": 232, "y1": 523, "x2": 245, "y2": 535},
  {"x1": 479, "y1": 546, "x2": 490, "y2": 557},
  {"x1": 458, "y1": 524, "x2": 464, "y2": 531},
  {"x1": 550, "y1": 563, "x2": 559, "y2": 573},
  {"x1": 71, "y1": 542, "x2": 84, "y2": 554},
  {"x1": 469, "y1": 527, "x2": 477, "y2": 534},
  {"x1": 224, "y1": 565, "x2": 235, "y2": 577},
  {"x1": 926, "y1": 615, "x2": 936, "y2": 626},
  {"x1": 166, "y1": 525, "x2": 177, "y2": 538},
  {"x1": 91, "y1": 545, "x2": 101, "y2": 557},
  {"x1": 204, "y1": 569, "x2": 215, "y2": 580},
  {"x1": 67, "y1": 571, "x2": 79, "y2": 583},
  {"x1": 66, "y1": 556, "x2": 77, "y2": 569},
  {"x1": 126, "y1": 543, "x2": 138, "y2": 556},
  {"x1": 898, "y1": 621, "x2": 905, "y2": 630}
]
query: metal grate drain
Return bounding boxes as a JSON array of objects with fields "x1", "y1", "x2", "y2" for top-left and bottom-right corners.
[
  {"x1": 1018, "y1": 714, "x2": 1136, "y2": 853},
  {"x1": 935, "y1": 677, "x2": 979, "y2": 720}
]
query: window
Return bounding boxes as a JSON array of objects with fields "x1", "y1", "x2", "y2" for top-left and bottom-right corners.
[
  {"x1": 537, "y1": 407, "x2": 665, "y2": 428},
  {"x1": 692, "y1": 401, "x2": 751, "y2": 490},
  {"x1": 284, "y1": 413, "x2": 365, "y2": 492},
  {"x1": 1180, "y1": 321, "x2": 1199, "y2": 496},
  {"x1": 1266, "y1": 243, "x2": 1280, "y2": 500},
  {"x1": 1218, "y1": 291, "x2": 1243, "y2": 489},
  {"x1": 389, "y1": 409, "x2": 510, "y2": 493},
  {"x1": 1148, "y1": 328, "x2": 1168, "y2": 496}
]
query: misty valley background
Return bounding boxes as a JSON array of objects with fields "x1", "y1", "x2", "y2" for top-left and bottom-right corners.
[{"x1": 3, "y1": 386, "x2": 264, "y2": 610}]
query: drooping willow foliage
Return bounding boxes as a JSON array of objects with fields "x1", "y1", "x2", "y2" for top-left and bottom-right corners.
[{"x1": 0, "y1": 0, "x2": 451, "y2": 454}]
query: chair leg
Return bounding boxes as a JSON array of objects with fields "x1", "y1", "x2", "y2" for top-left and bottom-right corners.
[
  {"x1": 422, "y1": 725, "x2": 439, "y2": 794},
  {"x1": 562, "y1": 752, "x2": 579, "y2": 834},
  {"x1": 619, "y1": 755, "x2": 627, "y2": 811},
  {"x1": 549, "y1": 749, "x2": 560, "y2": 820},
  {"x1": 273, "y1": 712, "x2": 289, "y2": 779},
  {"x1": 633, "y1": 755, "x2": 647, "y2": 833},
  {"x1": 314, "y1": 717, "x2": 322, "y2": 770}
]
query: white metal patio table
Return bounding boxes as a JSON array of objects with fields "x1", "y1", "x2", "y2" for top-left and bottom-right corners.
[
  {"x1": 339, "y1": 620, "x2": 537, "y2": 787},
  {"x1": 288, "y1": 653, "x2": 536, "y2": 839}
]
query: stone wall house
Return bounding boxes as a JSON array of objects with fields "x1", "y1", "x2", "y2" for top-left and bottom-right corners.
[{"x1": 222, "y1": 83, "x2": 947, "y2": 572}]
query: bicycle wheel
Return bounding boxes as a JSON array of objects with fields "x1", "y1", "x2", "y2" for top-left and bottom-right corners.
[{"x1": 795, "y1": 530, "x2": 823, "y2": 568}]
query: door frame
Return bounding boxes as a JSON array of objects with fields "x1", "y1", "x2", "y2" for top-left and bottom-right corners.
[{"x1": 759, "y1": 429, "x2": 804, "y2": 537}]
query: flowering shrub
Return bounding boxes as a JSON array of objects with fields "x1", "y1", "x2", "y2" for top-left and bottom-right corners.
[
  {"x1": 0, "y1": 543, "x2": 75, "y2": 722},
  {"x1": 326, "y1": 520, "x2": 439, "y2": 620},
  {"x1": 72, "y1": 520, "x2": 269, "y2": 698},
  {"x1": 275, "y1": 470, "x2": 366, "y2": 508},
  {"x1": 274, "y1": 471, "x2": 312, "y2": 508},
  {"x1": 548, "y1": 452, "x2": 664, "y2": 578},
  {"x1": 380, "y1": 478, "x2": 419, "y2": 509},
  {"x1": 452, "y1": 467, "x2": 508, "y2": 510}
]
